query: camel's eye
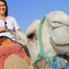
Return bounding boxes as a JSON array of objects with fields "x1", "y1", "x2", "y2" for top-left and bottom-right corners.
[
  {"x1": 27, "y1": 33, "x2": 35, "y2": 39},
  {"x1": 53, "y1": 21, "x2": 62, "y2": 24}
]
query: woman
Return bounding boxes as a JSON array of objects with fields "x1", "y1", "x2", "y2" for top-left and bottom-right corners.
[
  {"x1": 0, "y1": 0, "x2": 23, "y2": 41},
  {"x1": 0, "y1": 0, "x2": 31, "y2": 68}
]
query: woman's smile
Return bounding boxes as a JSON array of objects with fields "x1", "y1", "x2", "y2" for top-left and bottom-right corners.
[{"x1": 0, "y1": 1, "x2": 6, "y2": 16}]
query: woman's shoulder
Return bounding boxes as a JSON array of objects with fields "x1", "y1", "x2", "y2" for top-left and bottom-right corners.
[{"x1": 7, "y1": 16, "x2": 16, "y2": 21}]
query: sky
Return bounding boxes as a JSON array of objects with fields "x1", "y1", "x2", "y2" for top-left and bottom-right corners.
[{"x1": 6, "y1": 0, "x2": 69, "y2": 32}]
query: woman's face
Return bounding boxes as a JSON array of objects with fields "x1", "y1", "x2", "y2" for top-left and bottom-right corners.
[{"x1": 0, "y1": 1, "x2": 6, "y2": 16}]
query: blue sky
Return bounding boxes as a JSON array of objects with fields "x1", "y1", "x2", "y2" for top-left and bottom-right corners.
[{"x1": 6, "y1": 0, "x2": 69, "y2": 32}]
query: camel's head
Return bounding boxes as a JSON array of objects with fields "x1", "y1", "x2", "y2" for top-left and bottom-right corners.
[
  {"x1": 25, "y1": 11, "x2": 69, "y2": 69},
  {"x1": 25, "y1": 10, "x2": 69, "y2": 61}
]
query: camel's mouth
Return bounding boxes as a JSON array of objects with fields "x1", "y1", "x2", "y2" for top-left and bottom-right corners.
[{"x1": 50, "y1": 37, "x2": 69, "y2": 47}]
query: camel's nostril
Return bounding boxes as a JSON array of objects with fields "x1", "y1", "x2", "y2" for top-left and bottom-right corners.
[{"x1": 27, "y1": 33, "x2": 35, "y2": 39}]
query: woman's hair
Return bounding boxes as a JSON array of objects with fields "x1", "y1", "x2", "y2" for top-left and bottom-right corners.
[{"x1": 0, "y1": 0, "x2": 8, "y2": 16}]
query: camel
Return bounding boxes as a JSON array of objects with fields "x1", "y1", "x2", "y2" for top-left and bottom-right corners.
[{"x1": 25, "y1": 11, "x2": 69, "y2": 69}]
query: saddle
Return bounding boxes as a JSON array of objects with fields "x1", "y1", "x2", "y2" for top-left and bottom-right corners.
[{"x1": 0, "y1": 36, "x2": 31, "y2": 69}]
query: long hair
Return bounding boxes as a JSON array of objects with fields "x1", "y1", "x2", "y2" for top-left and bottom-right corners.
[{"x1": 0, "y1": 0, "x2": 8, "y2": 16}]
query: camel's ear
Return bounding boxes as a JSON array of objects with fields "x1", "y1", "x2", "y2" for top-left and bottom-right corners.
[{"x1": 27, "y1": 32, "x2": 35, "y2": 39}]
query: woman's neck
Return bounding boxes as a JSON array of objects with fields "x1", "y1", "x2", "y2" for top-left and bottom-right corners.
[{"x1": 0, "y1": 15, "x2": 7, "y2": 20}]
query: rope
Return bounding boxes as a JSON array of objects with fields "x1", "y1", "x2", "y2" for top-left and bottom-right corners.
[{"x1": 31, "y1": 16, "x2": 53, "y2": 64}]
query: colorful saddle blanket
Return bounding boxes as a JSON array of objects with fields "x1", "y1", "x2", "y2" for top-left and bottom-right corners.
[{"x1": 0, "y1": 36, "x2": 31, "y2": 69}]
